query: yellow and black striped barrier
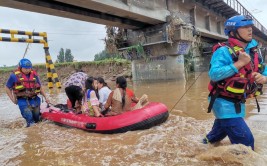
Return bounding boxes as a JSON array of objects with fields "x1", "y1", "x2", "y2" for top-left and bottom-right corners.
[{"x1": 0, "y1": 28, "x2": 61, "y2": 90}]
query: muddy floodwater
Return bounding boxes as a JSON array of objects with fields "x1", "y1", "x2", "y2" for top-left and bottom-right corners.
[{"x1": 1, "y1": 72, "x2": 267, "y2": 165}]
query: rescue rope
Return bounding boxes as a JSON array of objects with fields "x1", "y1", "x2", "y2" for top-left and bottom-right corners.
[
  {"x1": 169, "y1": 71, "x2": 203, "y2": 113},
  {"x1": 22, "y1": 29, "x2": 34, "y2": 59},
  {"x1": 23, "y1": 43, "x2": 30, "y2": 58}
]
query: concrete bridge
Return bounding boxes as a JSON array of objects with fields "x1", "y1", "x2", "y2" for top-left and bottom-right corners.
[{"x1": 1, "y1": 0, "x2": 267, "y2": 80}]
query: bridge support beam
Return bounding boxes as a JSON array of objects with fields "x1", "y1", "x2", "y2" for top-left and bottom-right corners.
[{"x1": 119, "y1": 24, "x2": 195, "y2": 80}]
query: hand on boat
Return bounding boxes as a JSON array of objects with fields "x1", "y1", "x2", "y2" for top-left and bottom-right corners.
[{"x1": 95, "y1": 112, "x2": 104, "y2": 117}]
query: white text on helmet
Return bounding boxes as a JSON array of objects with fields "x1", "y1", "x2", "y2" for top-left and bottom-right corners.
[{"x1": 226, "y1": 22, "x2": 236, "y2": 26}]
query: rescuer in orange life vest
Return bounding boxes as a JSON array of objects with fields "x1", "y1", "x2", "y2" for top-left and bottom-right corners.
[
  {"x1": 203, "y1": 15, "x2": 267, "y2": 150},
  {"x1": 5, "y1": 58, "x2": 50, "y2": 127}
]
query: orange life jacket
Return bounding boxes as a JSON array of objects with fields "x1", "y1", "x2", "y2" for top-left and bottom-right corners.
[
  {"x1": 13, "y1": 68, "x2": 41, "y2": 97},
  {"x1": 207, "y1": 38, "x2": 264, "y2": 113}
]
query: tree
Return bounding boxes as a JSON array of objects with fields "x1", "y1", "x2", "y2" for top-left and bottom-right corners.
[
  {"x1": 56, "y1": 48, "x2": 74, "y2": 63},
  {"x1": 94, "y1": 50, "x2": 109, "y2": 61},
  {"x1": 65, "y1": 48, "x2": 74, "y2": 62},
  {"x1": 57, "y1": 48, "x2": 65, "y2": 63}
]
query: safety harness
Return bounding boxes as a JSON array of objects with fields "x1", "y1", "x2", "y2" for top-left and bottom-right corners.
[
  {"x1": 208, "y1": 38, "x2": 264, "y2": 114},
  {"x1": 13, "y1": 68, "x2": 41, "y2": 98}
]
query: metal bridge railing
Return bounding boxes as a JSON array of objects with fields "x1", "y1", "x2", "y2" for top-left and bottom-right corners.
[{"x1": 223, "y1": 0, "x2": 267, "y2": 36}]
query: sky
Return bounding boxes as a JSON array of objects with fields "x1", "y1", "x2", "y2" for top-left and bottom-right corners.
[
  {"x1": 0, "y1": 0, "x2": 267, "y2": 66},
  {"x1": 238, "y1": 0, "x2": 267, "y2": 27},
  {"x1": 0, "y1": 7, "x2": 106, "y2": 66}
]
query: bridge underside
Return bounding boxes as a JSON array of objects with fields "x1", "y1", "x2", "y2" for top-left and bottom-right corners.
[
  {"x1": 1, "y1": 0, "x2": 266, "y2": 41},
  {"x1": 1, "y1": 0, "x2": 267, "y2": 81},
  {"x1": 0, "y1": 0, "x2": 168, "y2": 29},
  {"x1": 195, "y1": 0, "x2": 267, "y2": 41}
]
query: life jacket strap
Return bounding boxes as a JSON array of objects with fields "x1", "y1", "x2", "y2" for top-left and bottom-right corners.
[
  {"x1": 218, "y1": 95, "x2": 245, "y2": 114},
  {"x1": 255, "y1": 96, "x2": 260, "y2": 113},
  {"x1": 16, "y1": 91, "x2": 37, "y2": 98},
  {"x1": 224, "y1": 42, "x2": 238, "y2": 62},
  {"x1": 234, "y1": 101, "x2": 242, "y2": 114},
  {"x1": 207, "y1": 89, "x2": 220, "y2": 113},
  {"x1": 208, "y1": 91, "x2": 247, "y2": 114}
]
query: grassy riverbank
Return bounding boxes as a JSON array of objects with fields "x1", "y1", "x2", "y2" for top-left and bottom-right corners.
[{"x1": 0, "y1": 59, "x2": 132, "y2": 87}]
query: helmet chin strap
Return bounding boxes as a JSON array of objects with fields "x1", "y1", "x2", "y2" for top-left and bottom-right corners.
[{"x1": 231, "y1": 30, "x2": 251, "y2": 43}]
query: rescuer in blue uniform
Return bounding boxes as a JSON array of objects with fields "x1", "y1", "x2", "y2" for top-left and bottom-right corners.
[
  {"x1": 5, "y1": 58, "x2": 50, "y2": 127},
  {"x1": 203, "y1": 15, "x2": 267, "y2": 150}
]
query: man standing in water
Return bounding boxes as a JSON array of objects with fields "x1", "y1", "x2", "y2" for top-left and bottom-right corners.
[
  {"x1": 204, "y1": 15, "x2": 267, "y2": 150},
  {"x1": 5, "y1": 58, "x2": 50, "y2": 127}
]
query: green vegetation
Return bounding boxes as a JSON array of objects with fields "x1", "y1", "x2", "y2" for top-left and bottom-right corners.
[
  {"x1": 93, "y1": 58, "x2": 129, "y2": 65},
  {"x1": 0, "y1": 65, "x2": 16, "y2": 72},
  {"x1": 0, "y1": 59, "x2": 130, "y2": 73},
  {"x1": 56, "y1": 48, "x2": 74, "y2": 63},
  {"x1": 94, "y1": 49, "x2": 125, "y2": 61},
  {"x1": 64, "y1": 59, "x2": 129, "y2": 68},
  {"x1": 57, "y1": 48, "x2": 65, "y2": 63},
  {"x1": 65, "y1": 49, "x2": 74, "y2": 62},
  {"x1": 126, "y1": 43, "x2": 145, "y2": 56},
  {"x1": 94, "y1": 50, "x2": 110, "y2": 61},
  {"x1": 184, "y1": 49, "x2": 194, "y2": 73}
]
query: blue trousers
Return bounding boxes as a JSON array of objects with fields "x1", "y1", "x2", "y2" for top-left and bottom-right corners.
[
  {"x1": 205, "y1": 118, "x2": 254, "y2": 150},
  {"x1": 17, "y1": 97, "x2": 41, "y2": 127}
]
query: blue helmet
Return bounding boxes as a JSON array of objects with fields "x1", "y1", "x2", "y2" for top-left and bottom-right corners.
[
  {"x1": 19, "y1": 58, "x2": 32, "y2": 69},
  {"x1": 224, "y1": 15, "x2": 254, "y2": 35}
]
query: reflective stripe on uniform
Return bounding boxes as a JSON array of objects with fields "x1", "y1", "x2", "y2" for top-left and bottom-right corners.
[
  {"x1": 226, "y1": 86, "x2": 245, "y2": 94},
  {"x1": 15, "y1": 85, "x2": 24, "y2": 90}
]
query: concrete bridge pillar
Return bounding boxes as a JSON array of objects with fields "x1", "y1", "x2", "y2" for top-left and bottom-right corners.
[
  {"x1": 119, "y1": 23, "x2": 196, "y2": 80},
  {"x1": 117, "y1": 0, "x2": 207, "y2": 80},
  {"x1": 130, "y1": 43, "x2": 187, "y2": 80}
]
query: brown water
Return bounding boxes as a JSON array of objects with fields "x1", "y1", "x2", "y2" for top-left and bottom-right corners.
[{"x1": 1, "y1": 72, "x2": 267, "y2": 165}]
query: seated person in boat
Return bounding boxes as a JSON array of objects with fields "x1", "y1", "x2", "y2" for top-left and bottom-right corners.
[
  {"x1": 126, "y1": 87, "x2": 139, "y2": 104},
  {"x1": 127, "y1": 87, "x2": 149, "y2": 110},
  {"x1": 124, "y1": 80, "x2": 149, "y2": 109},
  {"x1": 97, "y1": 77, "x2": 111, "y2": 112},
  {"x1": 64, "y1": 70, "x2": 88, "y2": 113},
  {"x1": 104, "y1": 76, "x2": 149, "y2": 116},
  {"x1": 81, "y1": 77, "x2": 103, "y2": 117}
]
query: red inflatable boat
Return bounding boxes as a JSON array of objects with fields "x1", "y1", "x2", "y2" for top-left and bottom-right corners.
[{"x1": 41, "y1": 102, "x2": 169, "y2": 134}]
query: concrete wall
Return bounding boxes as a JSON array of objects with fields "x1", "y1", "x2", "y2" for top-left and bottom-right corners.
[
  {"x1": 132, "y1": 55, "x2": 185, "y2": 80},
  {"x1": 125, "y1": 42, "x2": 191, "y2": 80},
  {"x1": 125, "y1": 0, "x2": 226, "y2": 80}
]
